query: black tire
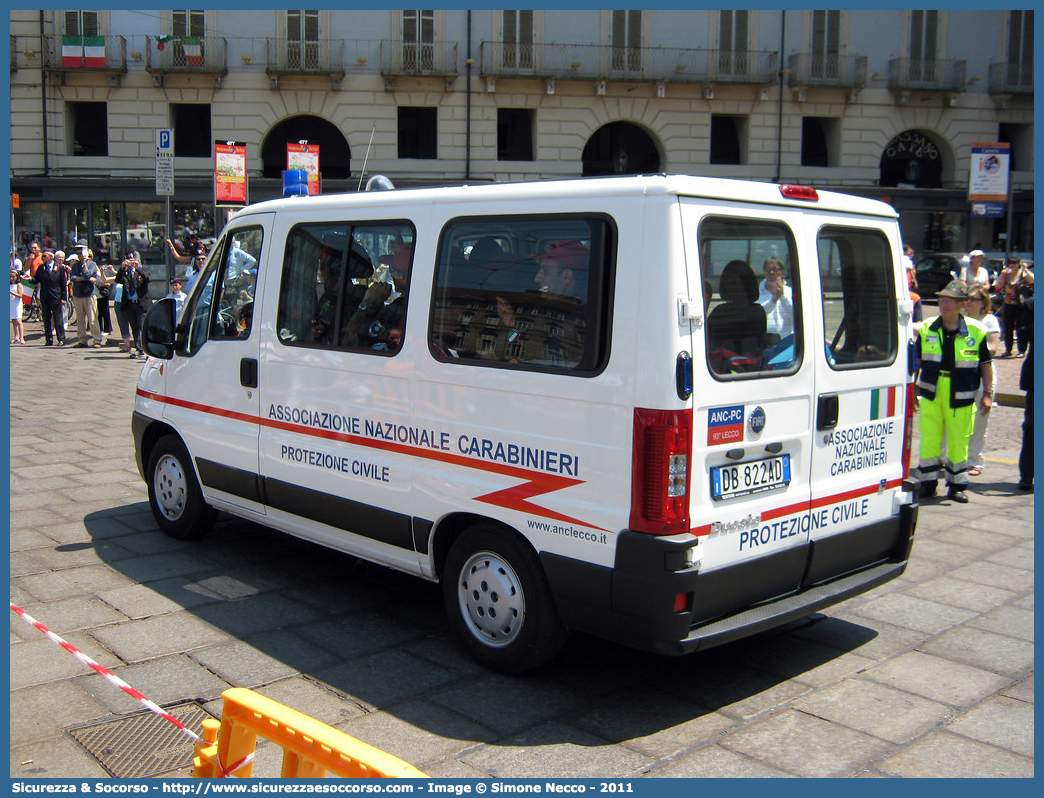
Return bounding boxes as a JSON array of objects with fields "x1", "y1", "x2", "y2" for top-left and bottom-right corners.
[
  {"x1": 146, "y1": 434, "x2": 216, "y2": 539},
  {"x1": 442, "y1": 525, "x2": 568, "y2": 673}
]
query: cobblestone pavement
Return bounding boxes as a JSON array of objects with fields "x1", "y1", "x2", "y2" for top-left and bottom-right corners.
[{"x1": 9, "y1": 318, "x2": 1033, "y2": 779}]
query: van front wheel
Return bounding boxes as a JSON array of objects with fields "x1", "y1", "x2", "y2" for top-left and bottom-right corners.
[
  {"x1": 147, "y1": 434, "x2": 216, "y2": 540},
  {"x1": 443, "y1": 526, "x2": 567, "y2": 672}
]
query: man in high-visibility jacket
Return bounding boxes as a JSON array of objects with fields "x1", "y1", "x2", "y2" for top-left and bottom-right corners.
[{"x1": 913, "y1": 280, "x2": 994, "y2": 503}]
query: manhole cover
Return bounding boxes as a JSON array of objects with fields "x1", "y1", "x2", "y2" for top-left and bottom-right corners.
[{"x1": 68, "y1": 702, "x2": 215, "y2": 779}]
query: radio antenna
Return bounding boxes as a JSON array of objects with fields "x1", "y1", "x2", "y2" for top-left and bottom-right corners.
[{"x1": 356, "y1": 123, "x2": 377, "y2": 192}]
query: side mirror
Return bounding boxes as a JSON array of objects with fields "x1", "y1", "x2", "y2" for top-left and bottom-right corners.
[{"x1": 143, "y1": 297, "x2": 176, "y2": 360}]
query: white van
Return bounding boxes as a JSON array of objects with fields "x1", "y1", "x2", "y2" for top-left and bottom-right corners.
[{"x1": 134, "y1": 175, "x2": 919, "y2": 672}]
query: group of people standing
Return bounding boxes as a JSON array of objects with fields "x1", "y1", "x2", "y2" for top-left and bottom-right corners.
[{"x1": 10, "y1": 239, "x2": 202, "y2": 359}]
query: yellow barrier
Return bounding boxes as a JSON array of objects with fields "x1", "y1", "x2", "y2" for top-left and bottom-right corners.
[{"x1": 192, "y1": 687, "x2": 428, "y2": 779}]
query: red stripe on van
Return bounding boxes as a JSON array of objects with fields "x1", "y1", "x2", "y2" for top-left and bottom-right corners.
[
  {"x1": 689, "y1": 478, "x2": 905, "y2": 537},
  {"x1": 137, "y1": 388, "x2": 604, "y2": 532}
]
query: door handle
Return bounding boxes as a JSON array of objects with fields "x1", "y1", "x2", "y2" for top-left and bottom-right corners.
[
  {"x1": 817, "y1": 393, "x2": 839, "y2": 431},
  {"x1": 240, "y1": 358, "x2": 258, "y2": 388}
]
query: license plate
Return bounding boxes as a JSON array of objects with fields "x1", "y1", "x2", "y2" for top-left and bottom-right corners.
[{"x1": 711, "y1": 454, "x2": 791, "y2": 501}]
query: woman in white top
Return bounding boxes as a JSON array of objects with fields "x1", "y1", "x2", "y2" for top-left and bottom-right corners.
[
  {"x1": 959, "y1": 250, "x2": 991, "y2": 291},
  {"x1": 964, "y1": 282, "x2": 1001, "y2": 475}
]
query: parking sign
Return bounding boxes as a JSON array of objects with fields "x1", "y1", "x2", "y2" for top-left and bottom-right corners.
[{"x1": 156, "y1": 129, "x2": 174, "y2": 196}]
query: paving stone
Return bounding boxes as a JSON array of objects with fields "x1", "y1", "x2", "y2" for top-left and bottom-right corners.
[
  {"x1": 844, "y1": 592, "x2": 979, "y2": 635},
  {"x1": 13, "y1": 564, "x2": 136, "y2": 602},
  {"x1": 189, "y1": 639, "x2": 301, "y2": 688},
  {"x1": 11, "y1": 735, "x2": 110, "y2": 778},
  {"x1": 669, "y1": 661, "x2": 812, "y2": 721},
  {"x1": 89, "y1": 612, "x2": 230, "y2": 663},
  {"x1": 946, "y1": 695, "x2": 1034, "y2": 757},
  {"x1": 461, "y1": 721, "x2": 653, "y2": 778},
  {"x1": 859, "y1": 650, "x2": 1010, "y2": 706},
  {"x1": 15, "y1": 598, "x2": 126, "y2": 635},
  {"x1": 1001, "y1": 673, "x2": 1033, "y2": 704},
  {"x1": 10, "y1": 634, "x2": 122, "y2": 690},
  {"x1": 793, "y1": 678, "x2": 953, "y2": 744},
  {"x1": 985, "y1": 545, "x2": 1035, "y2": 570},
  {"x1": 571, "y1": 687, "x2": 736, "y2": 759},
  {"x1": 430, "y1": 674, "x2": 586, "y2": 737},
  {"x1": 253, "y1": 676, "x2": 369, "y2": 726},
  {"x1": 917, "y1": 626, "x2": 1034, "y2": 676},
  {"x1": 949, "y1": 560, "x2": 1034, "y2": 592},
  {"x1": 650, "y1": 744, "x2": 794, "y2": 778},
  {"x1": 105, "y1": 550, "x2": 216, "y2": 583},
  {"x1": 192, "y1": 591, "x2": 324, "y2": 638},
  {"x1": 719, "y1": 709, "x2": 892, "y2": 777},
  {"x1": 8, "y1": 528, "x2": 57, "y2": 550},
  {"x1": 790, "y1": 615, "x2": 926, "y2": 662},
  {"x1": 876, "y1": 731, "x2": 1034, "y2": 778},
  {"x1": 75, "y1": 654, "x2": 231, "y2": 714},
  {"x1": 337, "y1": 700, "x2": 498, "y2": 768},
  {"x1": 313, "y1": 648, "x2": 457, "y2": 710},
  {"x1": 966, "y1": 605, "x2": 1035, "y2": 642},
  {"x1": 10, "y1": 681, "x2": 111, "y2": 747},
  {"x1": 96, "y1": 582, "x2": 211, "y2": 619},
  {"x1": 296, "y1": 611, "x2": 428, "y2": 661},
  {"x1": 903, "y1": 575, "x2": 1017, "y2": 612}
]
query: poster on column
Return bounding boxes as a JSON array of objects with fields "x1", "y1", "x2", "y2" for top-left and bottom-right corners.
[
  {"x1": 215, "y1": 141, "x2": 248, "y2": 205},
  {"x1": 287, "y1": 142, "x2": 321, "y2": 195},
  {"x1": 968, "y1": 142, "x2": 1010, "y2": 202}
]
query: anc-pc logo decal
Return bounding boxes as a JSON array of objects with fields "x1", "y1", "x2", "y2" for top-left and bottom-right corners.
[{"x1": 707, "y1": 405, "x2": 744, "y2": 445}]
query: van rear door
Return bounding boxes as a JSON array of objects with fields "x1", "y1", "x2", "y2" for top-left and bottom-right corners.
[
  {"x1": 681, "y1": 203, "x2": 814, "y2": 624},
  {"x1": 805, "y1": 221, "x2": 910, "y2": 582}
]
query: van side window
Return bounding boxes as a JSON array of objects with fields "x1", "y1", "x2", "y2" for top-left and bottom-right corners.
[
  {"x1": 699, "y1": 217, "x2": 801, "y2": 378},
  {"x1": 276, "y1": 221, "x2": 414, "y2": 354},
  {"x1": 818, "y1": 226, "x2": 897, "y2": 368},
  {"x1": 210, "y1": 228, "x2": 263, "y2": 340},
  {"x1": 430, "y1": 216, "x2": 613, "y2": 374}
]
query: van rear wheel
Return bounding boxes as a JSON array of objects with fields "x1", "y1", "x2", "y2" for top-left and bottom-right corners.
[
  {"x1": 147, "y1": 434, "x2": 216, "y2": 540},
  {"x1": 443, "y1": 526, "x2": 567, "y2": 672}
]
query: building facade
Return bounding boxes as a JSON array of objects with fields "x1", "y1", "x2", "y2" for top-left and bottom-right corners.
[{"x1": 9, "y1": 9, "x2": 1034, "y2": 285}]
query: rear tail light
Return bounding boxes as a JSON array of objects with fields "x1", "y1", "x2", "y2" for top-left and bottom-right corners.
[
  {"x1": 901, "y1": 381, "x2": 916, "y2": 480},
  {"x1": 631, "y1": 408, "x2": 692, "y2": 535}
]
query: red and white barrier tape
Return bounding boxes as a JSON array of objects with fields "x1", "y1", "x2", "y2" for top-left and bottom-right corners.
[{"x1": 10, "y1": 602, "x2": 252, "y2": 777}]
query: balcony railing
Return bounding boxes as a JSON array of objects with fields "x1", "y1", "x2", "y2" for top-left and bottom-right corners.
[
  {"x1": 265, "y1": 38, "x2": 347, "y2": 87},
  {"x1": 380, "y1": 40, "x2": 458, "y2": 77},
  {"x1": 988, "y1": 61, "x2": 1033, "y2": 94},
  {"x1": 145, "y1": 36, "x2": 227, "y2": 76},
  {"x1": 888, "y1": 57, "x2": 967, "y2": 93},
  {"x1": 42, "y1": 34, "x2": 127, "y2": 75},
  {"x1": 787, "y1": 53, "x2": 867, "y2": 89},
  {"x1": 480, "y1": 41, "x2": 778, "y2": 85}
]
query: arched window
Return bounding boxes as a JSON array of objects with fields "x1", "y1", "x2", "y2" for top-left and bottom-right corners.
[
  {"x1": 879, "y1": 130, "x2": 943, "y2": 188},
  {"x1": 581, "y1": 122, "x2": 660, "y2": 176}
]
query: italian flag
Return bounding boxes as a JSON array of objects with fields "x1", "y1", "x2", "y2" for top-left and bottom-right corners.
[
  {"x1": 870, "y1": 386, "x2": 897, "y2": 420},
  {"x1": 182, "y1": 36, "x2": 202, "y2": 66},
  {"x1": 83, "y1": 36, "x2": 106, "y2": 67},
  {"x1": 61, "y1": 35, "x2": 83, "y2": 67}
]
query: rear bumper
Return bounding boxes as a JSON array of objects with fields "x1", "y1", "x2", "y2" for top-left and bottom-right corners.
[{"x1": 541, "y1": 502, "x2": 917, "y2": 657}]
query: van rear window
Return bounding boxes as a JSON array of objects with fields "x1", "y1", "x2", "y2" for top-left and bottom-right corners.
[
  {"x1": 818, "y1": 226, "x2": 897, "y2": 368},
  {"x1": 698, "y1": 217, "x2": 802, "y2": 378},
  {"x1": 430, "y1": 215, "x2": 613, "y2": 375}
]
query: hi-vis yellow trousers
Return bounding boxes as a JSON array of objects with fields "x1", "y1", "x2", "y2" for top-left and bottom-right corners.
[{"x1": 916, "y1": 374, "x2": 976, "y2": 487}]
